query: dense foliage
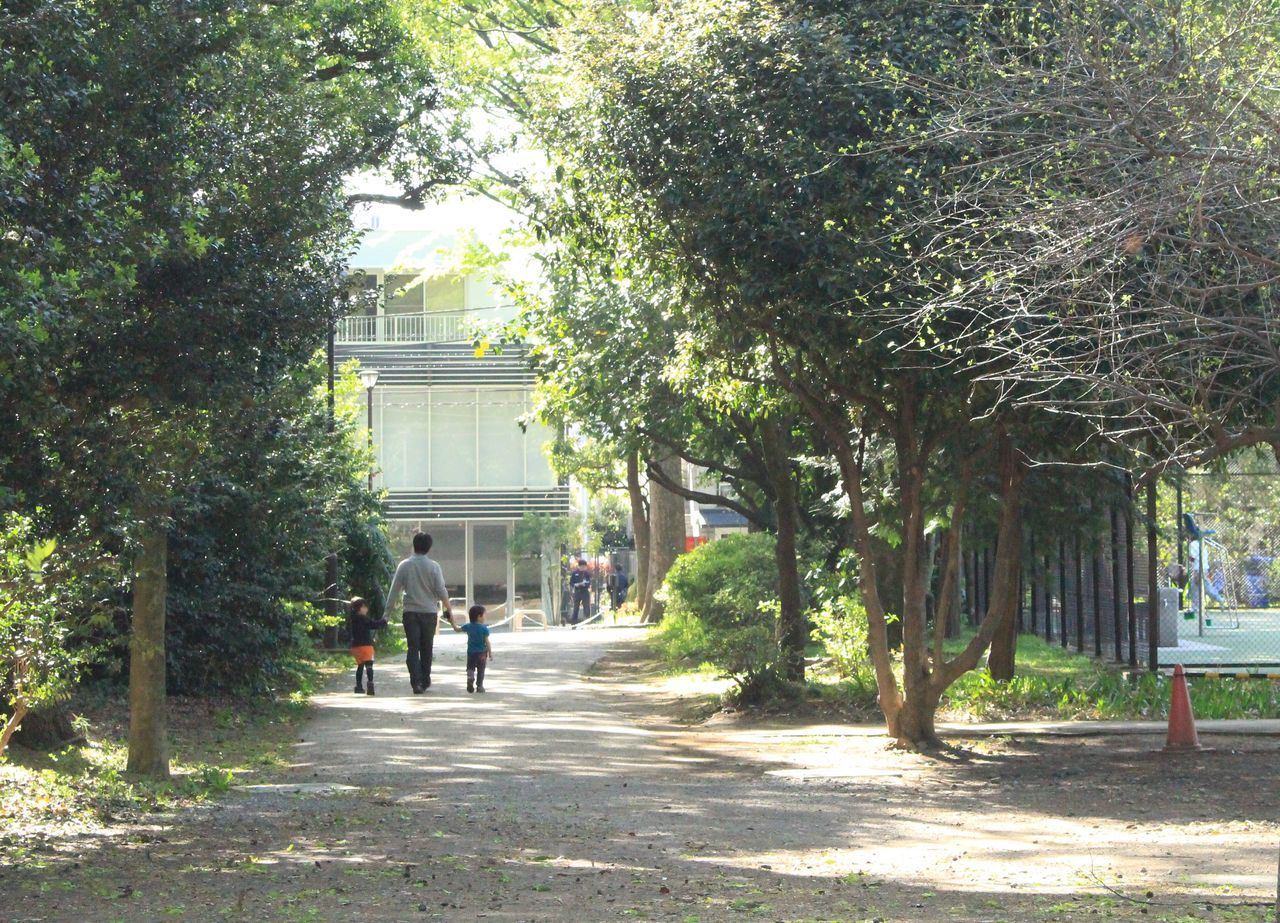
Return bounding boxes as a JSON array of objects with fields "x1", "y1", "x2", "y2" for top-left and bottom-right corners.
[
  {"x1": 657, "y1": 534, "x2": 782, "y2": 697},
  {"x1": 158, "y1": 365, "x2": 390, "y2": 696},
  {"x1": 1, "y1": 0, "x2": 445, "y2": 760}
]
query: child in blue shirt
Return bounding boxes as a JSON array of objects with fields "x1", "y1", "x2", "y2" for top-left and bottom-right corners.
[{"x1": 452, "y1": 604, "x2": 493, "y2": 693}]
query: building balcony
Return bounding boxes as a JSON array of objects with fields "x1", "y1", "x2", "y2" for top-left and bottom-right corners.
[{"x1": 336, "y1": 306, "x2": 508, "y2": 344}]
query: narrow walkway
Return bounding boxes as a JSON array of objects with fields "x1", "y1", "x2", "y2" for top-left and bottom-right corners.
[{"x1": 1, "y1": 628, "x2": 1275, "y2": 922}]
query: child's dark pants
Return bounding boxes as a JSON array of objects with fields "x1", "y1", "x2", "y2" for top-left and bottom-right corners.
[{"x1": 466, "y1": 652, "x2": 487, "y2": 688}]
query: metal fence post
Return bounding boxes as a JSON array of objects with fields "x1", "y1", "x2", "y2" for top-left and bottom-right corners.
[
  {"x1": 1126, "y1": 475, "x2": 1139, "y2": 669},
  {"x1": 1059, "y1": 537, "x2": 1069, "y2": 648},
  {"x1": 1147, "y1": 477, "x2": 1160, "y2": 672},
  {"x1": 1044, "y1": 551, "x2": 1054, "y2": 643},
  {"x1": 1075, "y1": 532, "x2": 1085, "y2": 653},
  {"x1": 1111, "y1": 506, "x2": 1124, "y2": 662}
]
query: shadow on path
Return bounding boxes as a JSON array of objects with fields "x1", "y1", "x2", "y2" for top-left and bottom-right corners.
[{"x1": 1, "y1": 627, "x2": 1275, "y2": 922}]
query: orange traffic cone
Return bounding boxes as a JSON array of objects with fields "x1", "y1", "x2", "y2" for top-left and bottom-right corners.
[{"x1": 1164, "y1": 663, "x2": 1203, "y2": 752}]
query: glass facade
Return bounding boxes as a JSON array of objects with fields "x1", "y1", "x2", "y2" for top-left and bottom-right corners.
[{"x1": 375, "y1": 387, "x2": 557, "y2": 491}]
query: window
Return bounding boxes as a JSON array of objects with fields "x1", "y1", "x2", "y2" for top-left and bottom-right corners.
[
  {"x1": 384, "y1": 273, "x2": 424, "y2": 314},
  {"x1": 429, "y1": 389, "x2": 477, "y2": 487},
  {"x1": 376, "y1": 387, "x2": 559, "y2": 490},
  {"x1": 478, "y1": 390, "x2": 527, "y2": 487},
  {"x1": 525, "y1": 419, "x2": 558, "y2": 487},
  {"x1": 425, "y1": 276, "x2": 465, "y2": 312},
  {"x1": 378, "y1": 389, "x2": 430, "y2": 489},
  {"x1": 348, "y1": 274, "x2": 379, "y2": 316}
]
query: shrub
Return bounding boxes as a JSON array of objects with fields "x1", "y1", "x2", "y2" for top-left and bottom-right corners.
[
  {"x1": 809, "y1": 593, "x2": 873, "y2": 681},
  {"x1": 653, "y1": 607, "x2": 709, "y2": 663},
  {"x1": 0, "y1": 516, "x2": 84, "y2": 758},
  {"x1": 657, "y1": 533, "x2": 781, "y2": 695}
]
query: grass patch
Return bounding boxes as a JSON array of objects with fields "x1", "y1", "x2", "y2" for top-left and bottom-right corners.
[
  {"x1": 937, "y1": 631, "x2": 1280, "y2": 721},
  {"x1": 803, "y1": 630, "x2": 1280, "y2": 723},
  {"x1": 0, "y1": 650, "x2": 343, "y2": 855}
]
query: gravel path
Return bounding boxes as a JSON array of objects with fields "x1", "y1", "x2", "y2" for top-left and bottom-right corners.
[{"x1": 2, "y1": 627, "x2": 1276, "y2": 922}]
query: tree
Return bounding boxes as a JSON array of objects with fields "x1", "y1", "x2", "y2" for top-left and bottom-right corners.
[
  {"x1": 515, "y1": 261, "x2": 833, "y2": 674},
  {"x1": 2, "y1": 0, "x2": 455, "y2": 776},
  {"x1": 534, "y1": 0, "x2": 1065, "y2": 746},
  {"x1": 897, "y1": 0, "x2": 1280, "y2": 473}
]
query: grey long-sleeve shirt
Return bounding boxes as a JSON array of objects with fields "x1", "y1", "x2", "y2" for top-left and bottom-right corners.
[{"x1": 386, "y1": 554, "x2": 451, "y2": 615}]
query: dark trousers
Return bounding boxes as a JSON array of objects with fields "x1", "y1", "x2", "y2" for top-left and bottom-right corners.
[
  {"x1": 570, "y1": 587, "x2": 590, "y2": 623},
  {"x1": 466, "y1": 651, "x2": 487, "y2": 687},
  {"x1": 403, "y1": 611, "x2": 438, "y2": 689}
]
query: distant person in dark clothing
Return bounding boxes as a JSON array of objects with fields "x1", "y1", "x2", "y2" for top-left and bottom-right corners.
[
  {"x1": 569, "y1": 558, "x2": 591, "y2": 627},
  {"x1": 386, "y1": 531, "x2": 454, "y2": 693},
  {"x1": 613, "y1": 570, "x2": 629, "y2": 609},
  {"x1": 348, "y1": 597, "x2": 388, "y2": 696}
]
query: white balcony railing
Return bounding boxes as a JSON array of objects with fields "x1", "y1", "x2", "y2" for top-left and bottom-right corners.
[{"x1": 336, "y1": 307, "x2": 507, "y2": 344}]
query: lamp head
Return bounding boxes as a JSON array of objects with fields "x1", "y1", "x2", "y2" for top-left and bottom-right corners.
[{"x1": 358, "y1": 368, "x2": 380, "y2": 390}]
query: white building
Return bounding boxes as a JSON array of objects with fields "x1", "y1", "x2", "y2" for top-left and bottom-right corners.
[{"x1": 337, "y1": 202, "x2": 569, "y2": 619}]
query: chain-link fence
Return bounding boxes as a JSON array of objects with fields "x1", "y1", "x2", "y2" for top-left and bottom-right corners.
[
  {"x1": 963, "y1": 450, "x2": 1280, "y2": 672},
  {"x1": 1176, "y1": 451, "x2": 1280, "y2": 670}
]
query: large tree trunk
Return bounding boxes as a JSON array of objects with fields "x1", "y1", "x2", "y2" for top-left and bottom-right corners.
[
  {"x1": 891, "y1": 684, "x2": 943, "y2": 747},
  {"x1": 626, "y1": 451, "x2": 651, "y2": 609},
  {"x1": 876, "y1": 427, "x2": 1026, "y2": 750},
  {"x1": 762, "y1": 418, "x2": 805, "y2": 682},
  {"x1": 894, "y1": 409, "x2": 937, "y2": 748},
  {"x1": 837, "y1": 436, "x2": 903, "y2": 726},
  {"x1": 987, "y1": 548, "x2": 1019, "y2": 681},
  {"x1": 127, "y1": 518, "x2": 170, "y2": 779},
  {"x1": 643, "y1": 451, "x2": 686, "y2": 623}
]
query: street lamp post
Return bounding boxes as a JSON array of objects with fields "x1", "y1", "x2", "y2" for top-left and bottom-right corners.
[{"x1": 359, "y1": 368, "x2": 380, "y2": 492}]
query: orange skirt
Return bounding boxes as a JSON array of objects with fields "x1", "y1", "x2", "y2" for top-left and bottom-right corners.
[{"x1": 350, "y1": 645, "x2": 375, "y2": 664}]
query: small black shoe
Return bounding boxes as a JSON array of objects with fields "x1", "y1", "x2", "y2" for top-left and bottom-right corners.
[
  {"x1": 476, "y1": 685, "x2": 485, "y2": 693},
  {"x1": 467, "y1": 680, "x2": 474, "y2": 693},
  {"x1": 366, "y1": 683, "x2": 375, "y2": 696},
  {"x1": 354, "y1": 685, "x2": 365, "y2": 694},
  {"x1": 411, "y1": 685, "x2": 423, "y2": 694}
]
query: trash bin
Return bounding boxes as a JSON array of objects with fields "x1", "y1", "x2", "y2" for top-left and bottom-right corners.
[{"x1": 1157, "y1": 587, "x2": 1180, "y2": 648}]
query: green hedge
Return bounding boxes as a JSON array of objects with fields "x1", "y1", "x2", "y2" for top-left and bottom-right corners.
[{"x1": 655, "y1": 533, "x2": 782, "y2": 696}]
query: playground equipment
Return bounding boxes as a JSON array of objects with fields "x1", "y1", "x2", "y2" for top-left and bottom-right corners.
[{"x1": 1185, "y1": 513, "x2": 1244, "y2": 633}]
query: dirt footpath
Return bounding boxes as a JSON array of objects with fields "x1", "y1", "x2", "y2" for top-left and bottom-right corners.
[{"x1": 1, "y1": 629, "x2": 1277, "y2": 922}]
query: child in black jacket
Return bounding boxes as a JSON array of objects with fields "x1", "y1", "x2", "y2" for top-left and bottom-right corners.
[{"x1": 348, "y1": 597, "x2": 388, "y2": 695}]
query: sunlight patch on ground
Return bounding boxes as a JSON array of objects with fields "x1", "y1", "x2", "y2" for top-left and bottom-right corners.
[{"x1": 691, "y1": 813, "x2": 1280, "y2": 897}]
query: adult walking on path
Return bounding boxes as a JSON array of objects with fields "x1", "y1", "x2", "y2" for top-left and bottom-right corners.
[{"x1": 385, "y1": 531, "x2": 454, "y2": 693}]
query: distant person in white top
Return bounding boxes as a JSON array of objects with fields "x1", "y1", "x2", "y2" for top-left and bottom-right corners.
[{"x1": 385, "y1": 531, "x2": 454, "y2": 693}]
